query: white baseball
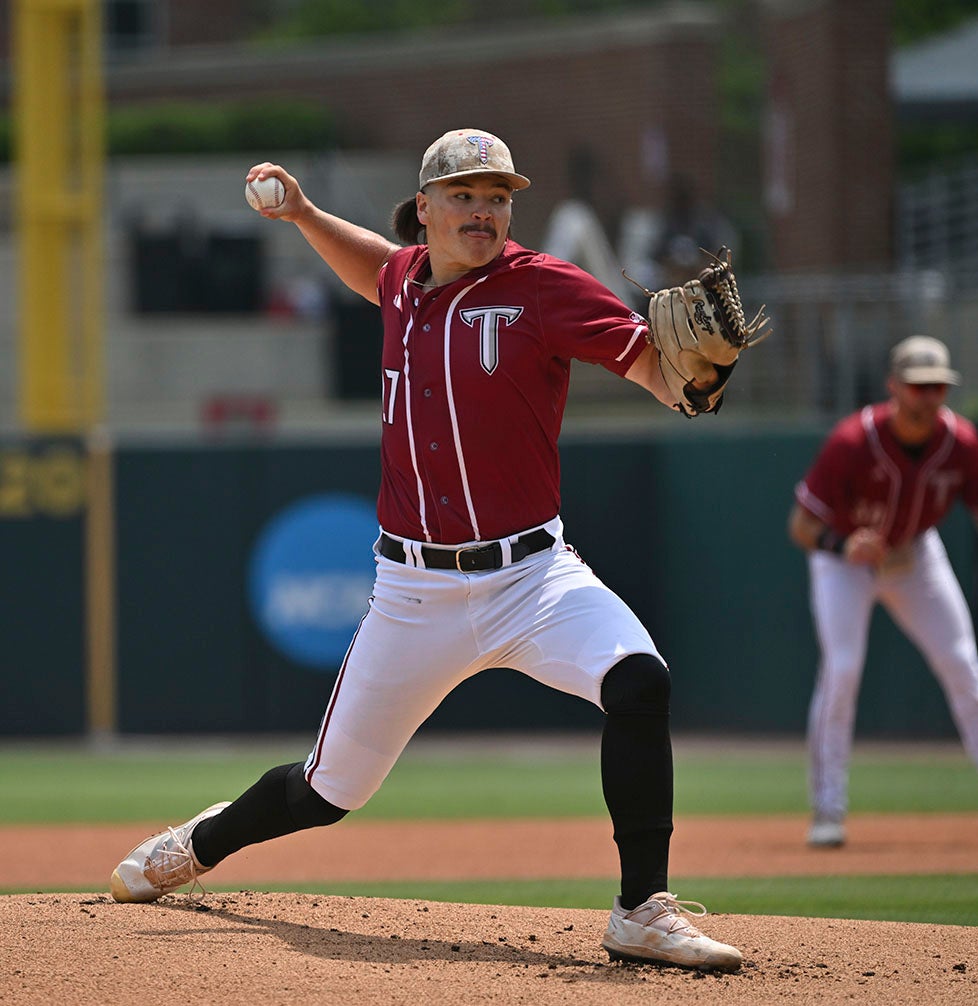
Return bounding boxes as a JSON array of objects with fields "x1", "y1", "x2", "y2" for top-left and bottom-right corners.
[{"x1": 245, "y1": 176, "x2": 285, "y2": 211}]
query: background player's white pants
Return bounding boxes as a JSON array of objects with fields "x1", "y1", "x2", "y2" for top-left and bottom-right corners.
[
  {"x1": 304, "y1": 522, "x2": 661, "y2": 810},
  {"x1": 807, "y1": 527, "x2": 978, "y2": 821}
]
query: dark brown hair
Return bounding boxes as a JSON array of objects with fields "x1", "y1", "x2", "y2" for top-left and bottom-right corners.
[{"x1": 391, "y1": 196, "x2": 424, "y2": 245}]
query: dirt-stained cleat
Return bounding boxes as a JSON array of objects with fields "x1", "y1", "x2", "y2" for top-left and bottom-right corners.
[
  {"x1": 602, "y1": 892, "x2": 742, "y2": 972},
  {"x1": 110, "y1": 801, "x2": 230, "y2": 903},
  {"x1": 807, "y1": 817, "x2": 846, "y2": 848}
]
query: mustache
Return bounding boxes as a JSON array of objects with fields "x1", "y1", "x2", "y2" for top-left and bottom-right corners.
[{"x1": 461, "y1": 223, "x2": 497, "y2": 237}]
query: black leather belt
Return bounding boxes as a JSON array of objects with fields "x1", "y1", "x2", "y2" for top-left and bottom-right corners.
[{"x1": 378, "y1": 529, "x2": 555, "y2": 572}]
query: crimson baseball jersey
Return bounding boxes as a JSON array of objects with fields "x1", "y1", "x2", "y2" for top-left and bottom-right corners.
[
  {"x1": 796, "y1": 402, "x2": 978, "y2": 546},
  {"x1": 375, "y1": 239, "x2": 649, "y2": 543}
]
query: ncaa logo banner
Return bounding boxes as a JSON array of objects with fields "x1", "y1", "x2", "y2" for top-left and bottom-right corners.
[{"x1": 248, "y1": 493, "x2": 377, "y2": 669}]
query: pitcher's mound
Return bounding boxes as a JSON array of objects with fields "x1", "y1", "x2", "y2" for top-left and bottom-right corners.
[{"x1": 4, "y1": 892, "x2": 977, "y2": 1006}]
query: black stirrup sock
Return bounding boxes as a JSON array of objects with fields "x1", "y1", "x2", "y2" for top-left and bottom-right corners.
[
  {"x1": 190, "y1": 761, "x2": 348, "y2": 867},
  {"x1": 600, "y1": 653, "x2": 674, "y2": 910}
]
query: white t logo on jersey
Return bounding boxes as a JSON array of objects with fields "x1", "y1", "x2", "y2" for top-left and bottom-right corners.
[
  {"x1": 931, "y1": 470, "x2": 962, "y2": 511},
  {"x1": 459, "y1": 306, "x2": 523, "y2": 374}
]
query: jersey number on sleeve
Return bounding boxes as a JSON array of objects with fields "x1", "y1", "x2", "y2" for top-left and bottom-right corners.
[{"x1": 383, "y1": 369, "x2": 400, "y2": 425}]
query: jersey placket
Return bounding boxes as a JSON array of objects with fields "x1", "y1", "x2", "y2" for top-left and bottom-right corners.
[
  {"x1": 408, "y1": 281, "x2": 485, "y2": 544},
  {"x1": 867, "y1": 408, "x2": 956, "y2": 545},
  {"x1": 899, "y1": 424, "x2": 955, "y2": 544}
]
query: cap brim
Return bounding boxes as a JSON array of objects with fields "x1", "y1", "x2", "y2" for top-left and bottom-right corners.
[
  {"x1": 899, "y1": 367, "x2": 961, "y2": 385},
  {"x1": 421, "y1": 168, "x2": 531, "y2": 191}
]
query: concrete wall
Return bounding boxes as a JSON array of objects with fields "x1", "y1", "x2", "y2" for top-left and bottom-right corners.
[{"x1": 0, "y1": 151, "x2": 414, "y2": 432}]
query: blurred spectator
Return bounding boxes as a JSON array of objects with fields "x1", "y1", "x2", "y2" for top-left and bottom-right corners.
[
  {"x1": 619, "y1": 174, "x2": 738, "y2": 303},
  {"x1": 541, "y1": 146, "x2": 632, "y2": 302}
]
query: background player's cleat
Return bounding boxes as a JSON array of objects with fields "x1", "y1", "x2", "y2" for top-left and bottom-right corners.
[
  {"x1": 807, "y1": 817, "x2": 846, "y2": 848},
  {"x1": 110, "y1": 801, "x2": 231, "y2": 903},
  {"x1": 601, "y1": 892, "x2": 742, "y2": 972}
]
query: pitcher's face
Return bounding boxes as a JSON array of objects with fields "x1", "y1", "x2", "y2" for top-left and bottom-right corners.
[{"x1": 416, "y1": 175, "x2": 513, "y2": 281}]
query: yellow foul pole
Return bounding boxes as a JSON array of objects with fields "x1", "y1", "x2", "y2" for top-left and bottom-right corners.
[
  {"x1": 14, "y1": 0, "x2": 114, "y2": 736},
  {"x1": 14, "y1": 0, "x2": 104, "y2": 431}
]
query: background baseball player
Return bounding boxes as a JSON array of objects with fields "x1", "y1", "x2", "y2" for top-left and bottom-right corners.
[
  {"x1": 789, "y1": 336, "x2": 978, "y2": 847},
  {"x1": 110, "y1": 128, "x2": 765, "y2": 972}
]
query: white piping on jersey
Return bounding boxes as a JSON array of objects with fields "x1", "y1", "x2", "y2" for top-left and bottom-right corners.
[
  {"x1": 862, "y1": 406, "x2": 902, "y2": 540},
  {"x1": 794, "y1": 480, "x2": 834, "y2": 525},
  {"x1": 443, "y1": 276, "x2": 490, "y2": 541},
  {"x1": 616, "y1": 323, "x2": 646, "y2": 362},
  {"x1": 863, "y1": 404, "x2": 956, "y2": 544},
  {"x1": 399, "y1": 276, "x2": 431, "y2": 541},
  {"x1": 903, "y1": 410, "x2": 956, "y2": 541}
]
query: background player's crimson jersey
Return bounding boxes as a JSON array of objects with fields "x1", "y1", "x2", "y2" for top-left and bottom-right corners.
[
  {"x1": 375, "y1": 239, "x2": 649, "y2": 543},
  {"x1": 796, "y1": 403, "x2": 978, "y2": 546}
]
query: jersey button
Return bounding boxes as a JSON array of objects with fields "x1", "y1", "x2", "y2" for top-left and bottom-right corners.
[
  {"x1": 430, "y1": 442, "x2": 438, "y2": 451},
  {"x1": 440, "y1": 496, "x2": 449, "y2": 504},
  {"x1": 424, "y1": 388, "x2": 432, "y2": 398},
  {"x1": 423, "y1": 324, "x2": 431, "y2": 332}
]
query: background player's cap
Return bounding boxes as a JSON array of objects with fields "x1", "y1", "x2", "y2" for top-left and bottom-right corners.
[
  {"x1": 419, "y1": 129, "x2": 531, "y2": 191},
  {"x1": 890, "y1": 336, "x2": 961, "y2": 385}
]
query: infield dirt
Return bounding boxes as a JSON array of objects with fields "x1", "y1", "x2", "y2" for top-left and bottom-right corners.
[{"x1": 2, "y1": 813, "x2": 977, "y2": 1005}]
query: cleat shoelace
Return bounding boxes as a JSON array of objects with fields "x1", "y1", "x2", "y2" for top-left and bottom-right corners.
[
  {"x1": 143, "y1": 827, "x2": 209, "y2": 901},
  {"x1": 647, "y1": 892, "x2": 709, "y2": 935}
]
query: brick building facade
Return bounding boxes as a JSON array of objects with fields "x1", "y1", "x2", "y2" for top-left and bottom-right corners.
[
  {"x1": 1, "y1": 1, "x2": 894, "y2": 271},
  {"x1": 100, "y1": 8, "x2": 725, "y2": 252},
  {"x1": 762, "y1": 0, "x2": 893, "y2": 270}
]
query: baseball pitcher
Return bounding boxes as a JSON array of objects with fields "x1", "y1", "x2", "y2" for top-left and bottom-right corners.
[{"x1": 110, "y1": 129, "x2": 769, "y2": 971}]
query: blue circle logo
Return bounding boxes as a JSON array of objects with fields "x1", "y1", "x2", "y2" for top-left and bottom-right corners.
[{"x1": 248, "y1": 493, "x2": 377, "y2": 669}]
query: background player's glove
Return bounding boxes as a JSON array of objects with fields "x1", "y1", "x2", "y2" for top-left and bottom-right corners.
[{"x1": 645, "y1": 247, "x2": 771, "y2": 417}]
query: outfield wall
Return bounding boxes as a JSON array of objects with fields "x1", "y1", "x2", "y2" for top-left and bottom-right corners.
[{"x1": 2, "y1": 428, "x2": 974, "y2": 739}]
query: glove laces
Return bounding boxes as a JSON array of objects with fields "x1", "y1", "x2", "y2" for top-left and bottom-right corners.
[{"x1": 690, "y1": 246, "x2": 773, "y2": 348}]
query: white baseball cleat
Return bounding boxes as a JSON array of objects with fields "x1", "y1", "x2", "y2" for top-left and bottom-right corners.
[
  {"x1": 601, "y1": 892, "x2": 743, "y2": 972},
  {"x1": 110, "y1": 801, "x2": 231, "y2": 903},
  {"x1": 807, "y1": 817, "x2": 846, "y2": 848}
]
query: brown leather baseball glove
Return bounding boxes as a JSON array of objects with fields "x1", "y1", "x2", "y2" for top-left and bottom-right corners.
[{"x1": 645, "y1": 247, "x2": 771, "y2": 416}]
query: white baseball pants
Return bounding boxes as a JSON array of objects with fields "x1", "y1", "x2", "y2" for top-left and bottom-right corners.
[
  {"x1": 304, "y1": 518, "x2": 661, "y2": 810},
  {"x1": 807, "y1": 527, "x2": 978, "y2": 821}
]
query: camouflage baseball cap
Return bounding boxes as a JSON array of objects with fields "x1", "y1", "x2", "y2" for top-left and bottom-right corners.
[
  {"x1": 890, "y1": 335, "x2": 961, "y2": 385},
  {"x1": 419, "y1": 129, "x2": 531, "y2": 191}
]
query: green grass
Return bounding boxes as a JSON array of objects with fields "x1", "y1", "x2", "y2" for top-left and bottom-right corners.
[
  {"x1": 2, "y1": 738, "x2": 976, "y2": 924},
  {"x1": 205, "y1": 875, "x2": 978, "y2": 926},
  {"x1": 0, "y1": 743, "x2": 609, "y2": 824},
  {"x1": 1, "y1": 738, "x2": 975, "y2": 824},
  {"x1": 691, "y1": 874, "x2": 978, "y2": 925},
  {"x1": 21, "y1": 875, "x2": 973, "y2": 927},
  {"x1": 674, "y1": 748, "x2": 978, "y2": 815}
]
